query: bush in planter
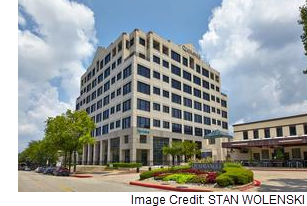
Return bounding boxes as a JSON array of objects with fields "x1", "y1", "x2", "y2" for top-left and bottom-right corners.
[
  {"x1": 140, "y1": 168, "x2": 169, "y2": 180},
  {"x1": 216, "y1": 174, "x2": 234, "y2": 187},
  {"x1": 224, "y1": 167, "x2": 253, "y2": 183},
  {"x1": 110, "y1": 162, "x2": 142, "y2": 168},
  {"x1": 177, "y1": 168, "x2": 207, "y2": 175},
  {"x1": 224, "y1": 162, "x2": 242, "y2": 168},
  {"x1": 169, "y1": 165, "x2": 191, "y2": 172},
  {"x1": 107, "y1": 162, "x2": 141, "y2": 168},
  {"x1": 188, "y1": 174, "x2": 207, "y2": 184},
  {"x1": 154, "y1": 173, "x2": 172, "y2": 180},
  {"x1": 216, "y1": 167, "x2": 253, "y2": 187},
  {"x1": 139, "y1": 165, "x2": 191, "y2": 180},
  {"x1": 163, "y1": 173, "x2": 196, "y2": 184},
  {"x1": 206, "y1": 172, "x2": 217, "y2": 183}
]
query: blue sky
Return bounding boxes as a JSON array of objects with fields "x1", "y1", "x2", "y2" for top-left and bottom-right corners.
[
  {"x1": 18, "y1": 0, "x2": 307, "y2": 152},
  {"x1": 77, "y1": 0, "x2": 222, "y2": 51}
]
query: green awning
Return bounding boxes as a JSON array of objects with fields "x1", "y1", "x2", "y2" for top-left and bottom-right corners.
[{"x1": 205, "y1": 130, "x2": 233, "y2": 139}]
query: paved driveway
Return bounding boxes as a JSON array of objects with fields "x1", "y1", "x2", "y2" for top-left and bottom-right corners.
[{"x1": 250, "y1": 170, "x2": 307, "y2": 192}]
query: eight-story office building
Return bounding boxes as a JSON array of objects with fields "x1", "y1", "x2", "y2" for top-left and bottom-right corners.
[{"x1": 76, "y1": 29, "x2": 229, "y2": 166}]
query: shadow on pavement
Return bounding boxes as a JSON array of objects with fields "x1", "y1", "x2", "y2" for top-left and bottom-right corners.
[{"x1": 257, "y1": 178, "x2": 307, "y2": 192}]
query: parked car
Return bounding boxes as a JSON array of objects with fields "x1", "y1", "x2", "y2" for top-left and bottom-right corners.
[
  {"x1": 18, "y1": 163, "x2": 27, "y2": 170},
  {"x1": 24, "y1": 166, "x2": 31, "y2": 171},
  {"x1": 35, "y1": 167, "x2": 45, "y2": 173},
  {"x1": 43, "y1": 167, "x2": 55, "y2": 175},
  {"x1": 53, "y1": 167, "x2": 70, "y2": 176}
]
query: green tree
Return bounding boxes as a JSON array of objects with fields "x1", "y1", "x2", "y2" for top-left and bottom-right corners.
[
  {"x1": 65, "y1": 109, "x2": 95, "y2": 172},
  {"x1": 182, "y1": 141, "x2": 201, "y2": 162},
  {"x1": 18, "y1": 140, "x2": 58, "y2": 167},
  {"x1": 45, "y1": 109, "x2": 95, "y2": 173},
  {"x1": 162, "y1": 141, "x2": 182, "y2": 165}
]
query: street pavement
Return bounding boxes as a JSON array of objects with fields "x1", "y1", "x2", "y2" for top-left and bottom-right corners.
[
  {"x1": 19, "y1": 169, "x2": 307, "y2": 192},
  {"x1": 18, "y1": 171, "x2": 167, "y2": 192}
]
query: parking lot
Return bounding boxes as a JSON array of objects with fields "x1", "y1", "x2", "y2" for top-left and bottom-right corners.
[{"x1": 18, "y1": 169, "x2": 307, "y2": 192}]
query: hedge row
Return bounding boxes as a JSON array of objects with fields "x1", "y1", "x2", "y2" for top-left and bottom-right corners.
[
  {"x1": 139, "y1": 165, "x2": 191, "y2": 180},
  {"x1": 108, "y1": 162, "x2": 142, "y2": 168}
]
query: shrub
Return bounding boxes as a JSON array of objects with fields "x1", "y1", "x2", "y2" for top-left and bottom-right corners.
[
  {"x1": 224, "y1": 162, "x2": 242, "y2": 168},
  {"x1": 109, "y1": 162, "x2": 142, "y2": 168},
  {"x1": 163, "y1": 173, "x2": 196, "y2": 184},
  {"x1": 188, "y1": 174, "x2": 207, "y2": 184},
  {"x1": 177, "y1": 168, "x2": 207, "y2": 175},
  {"x1": 216, "y1": 174, "x2": 234, "y2": 187},
  {"x1": 206, "y1": 172, "x2": 217, "y2": 183},
  {"x1": 139, "y1": 165, "x2": 191, "y2": 180},
  {"x1": 154, "y1": 173, "x2": 172, "y2": 180},
  {"x1": 140, "y1": 168, "x2": 169, "y2": 180},
  {"x1": 169, "y1": 165, "x2": 191, "y2": 171},
  {"x1": 216, "y1": 166, "x2": 253, "y2": 187}
]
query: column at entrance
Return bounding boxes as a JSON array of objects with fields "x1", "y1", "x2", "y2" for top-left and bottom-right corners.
[
  {"x1": 107, "y1": 139, "x2": 111, "y2": 164},
  {"x1": 93, "y1": 143, "x2": 97, "y2": 165},
  {"x1": 99, "y1": 140, "x2": 104, "y2": 165},
  {"x1": 82, "y1": 144, "x2": 87, "y2": 165}
]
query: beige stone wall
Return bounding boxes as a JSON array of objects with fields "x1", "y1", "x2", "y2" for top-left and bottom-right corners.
[{"x1": 233, "y1": 114, "x2": 307, "y2": 141}]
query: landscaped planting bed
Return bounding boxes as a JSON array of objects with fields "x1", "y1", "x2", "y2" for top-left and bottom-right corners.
[{"x1": 139, "y1": 162, "x2": 254, "y2": 188}]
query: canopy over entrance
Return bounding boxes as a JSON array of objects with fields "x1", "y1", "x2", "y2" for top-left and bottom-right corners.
[{"x1": 222, "y1": 135, "x2": 307, "y2": 149}]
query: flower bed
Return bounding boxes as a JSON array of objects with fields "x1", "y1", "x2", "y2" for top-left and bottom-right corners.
[{"x1": 139, "y1": 162, "x2": 253, "y2": 188}]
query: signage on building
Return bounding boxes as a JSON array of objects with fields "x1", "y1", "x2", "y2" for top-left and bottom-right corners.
[
  {"x1": 137, "y1": 128, "x2": 150, "y2": 134},
  {"x1": 192, "y1": 162, "x2": 224, "y2": 172},
  {"x1": 182, "y1": 45, "x2": 201, "y2": 60}
]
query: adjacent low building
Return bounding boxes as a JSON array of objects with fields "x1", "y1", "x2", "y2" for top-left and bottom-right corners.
[
  {"x1": 76, "y1": 29, "x2": 229, "y2": 166},
  {"x1": 222, "y1": 114, "x2": 307, "y2": 167}
]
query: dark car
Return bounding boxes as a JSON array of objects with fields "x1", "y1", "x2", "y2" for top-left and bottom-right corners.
[
  {"x1": 53, "y1": 167, "x2": 70, "y2": 176},
  {"x1": 43, "y1": 167, "x2": 55, "y2": 175}
]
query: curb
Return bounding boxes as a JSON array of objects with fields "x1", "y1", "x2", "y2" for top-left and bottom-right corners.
[
  {"x1": 249, "y1": 168, "x2": 307, "y2": 172},
  {"x1": 236, "y1": 180, "x2": 261, "y2": 191},
  {"x1": 71, "y1": 174, "x2": 93, "y2": 178},
  {"x1": 129, "y1": 181, "x2": 213, "y2": 192}
]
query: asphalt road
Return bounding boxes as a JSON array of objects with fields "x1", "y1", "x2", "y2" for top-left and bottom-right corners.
[{"x1": 18, "y1": 171, "x2": 166, "y2": 192}]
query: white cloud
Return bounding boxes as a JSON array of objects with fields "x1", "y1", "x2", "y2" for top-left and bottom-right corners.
[
  {"x1": 199, "y1": 0, "x2": 307, "y2": 125},
  {"x1": 18, "y1": 0, "x2": 96, "y2": 152},
  {"x1": 18, "y1": 12, "x2": 26, "y2": 26}
]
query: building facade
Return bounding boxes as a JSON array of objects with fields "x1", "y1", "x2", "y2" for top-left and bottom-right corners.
[
  {"x1": 223, "y1": 114, "x2": 307, "y2": 167},
  {"x1": 76, "y1": 29, "x2": 229, "y2": 166}
]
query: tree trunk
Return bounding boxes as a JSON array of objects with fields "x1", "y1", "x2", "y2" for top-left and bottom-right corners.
[
  {"x1": 68, "y1": 152, "x2": 72, "y2": 173},
  {"x1": 73, "y1": 151, "x2": 77, "y2": 173},
  {"x1": 63, "y1": 152, "x2": 67, "y2": 167}
]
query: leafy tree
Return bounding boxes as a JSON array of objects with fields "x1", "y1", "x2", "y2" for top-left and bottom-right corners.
[
  {"x1": 163, "y1": 141, "x2": 200, "y2": 164},
  {"x1": 181, "y1": 141, "x2": 201, "y2": 161},
  {"x1": 65, "y1": 109, "x2": 96, "y2": 172},
  {"x1": 162, "y1": 141, "x2": 182, "y2": 165},
  {"x1": 45, "y1": 109, "x2": 95, "y2": 173},
  {"x1": 18, "y1": 140, "x2": 58, "y2": 167}
]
